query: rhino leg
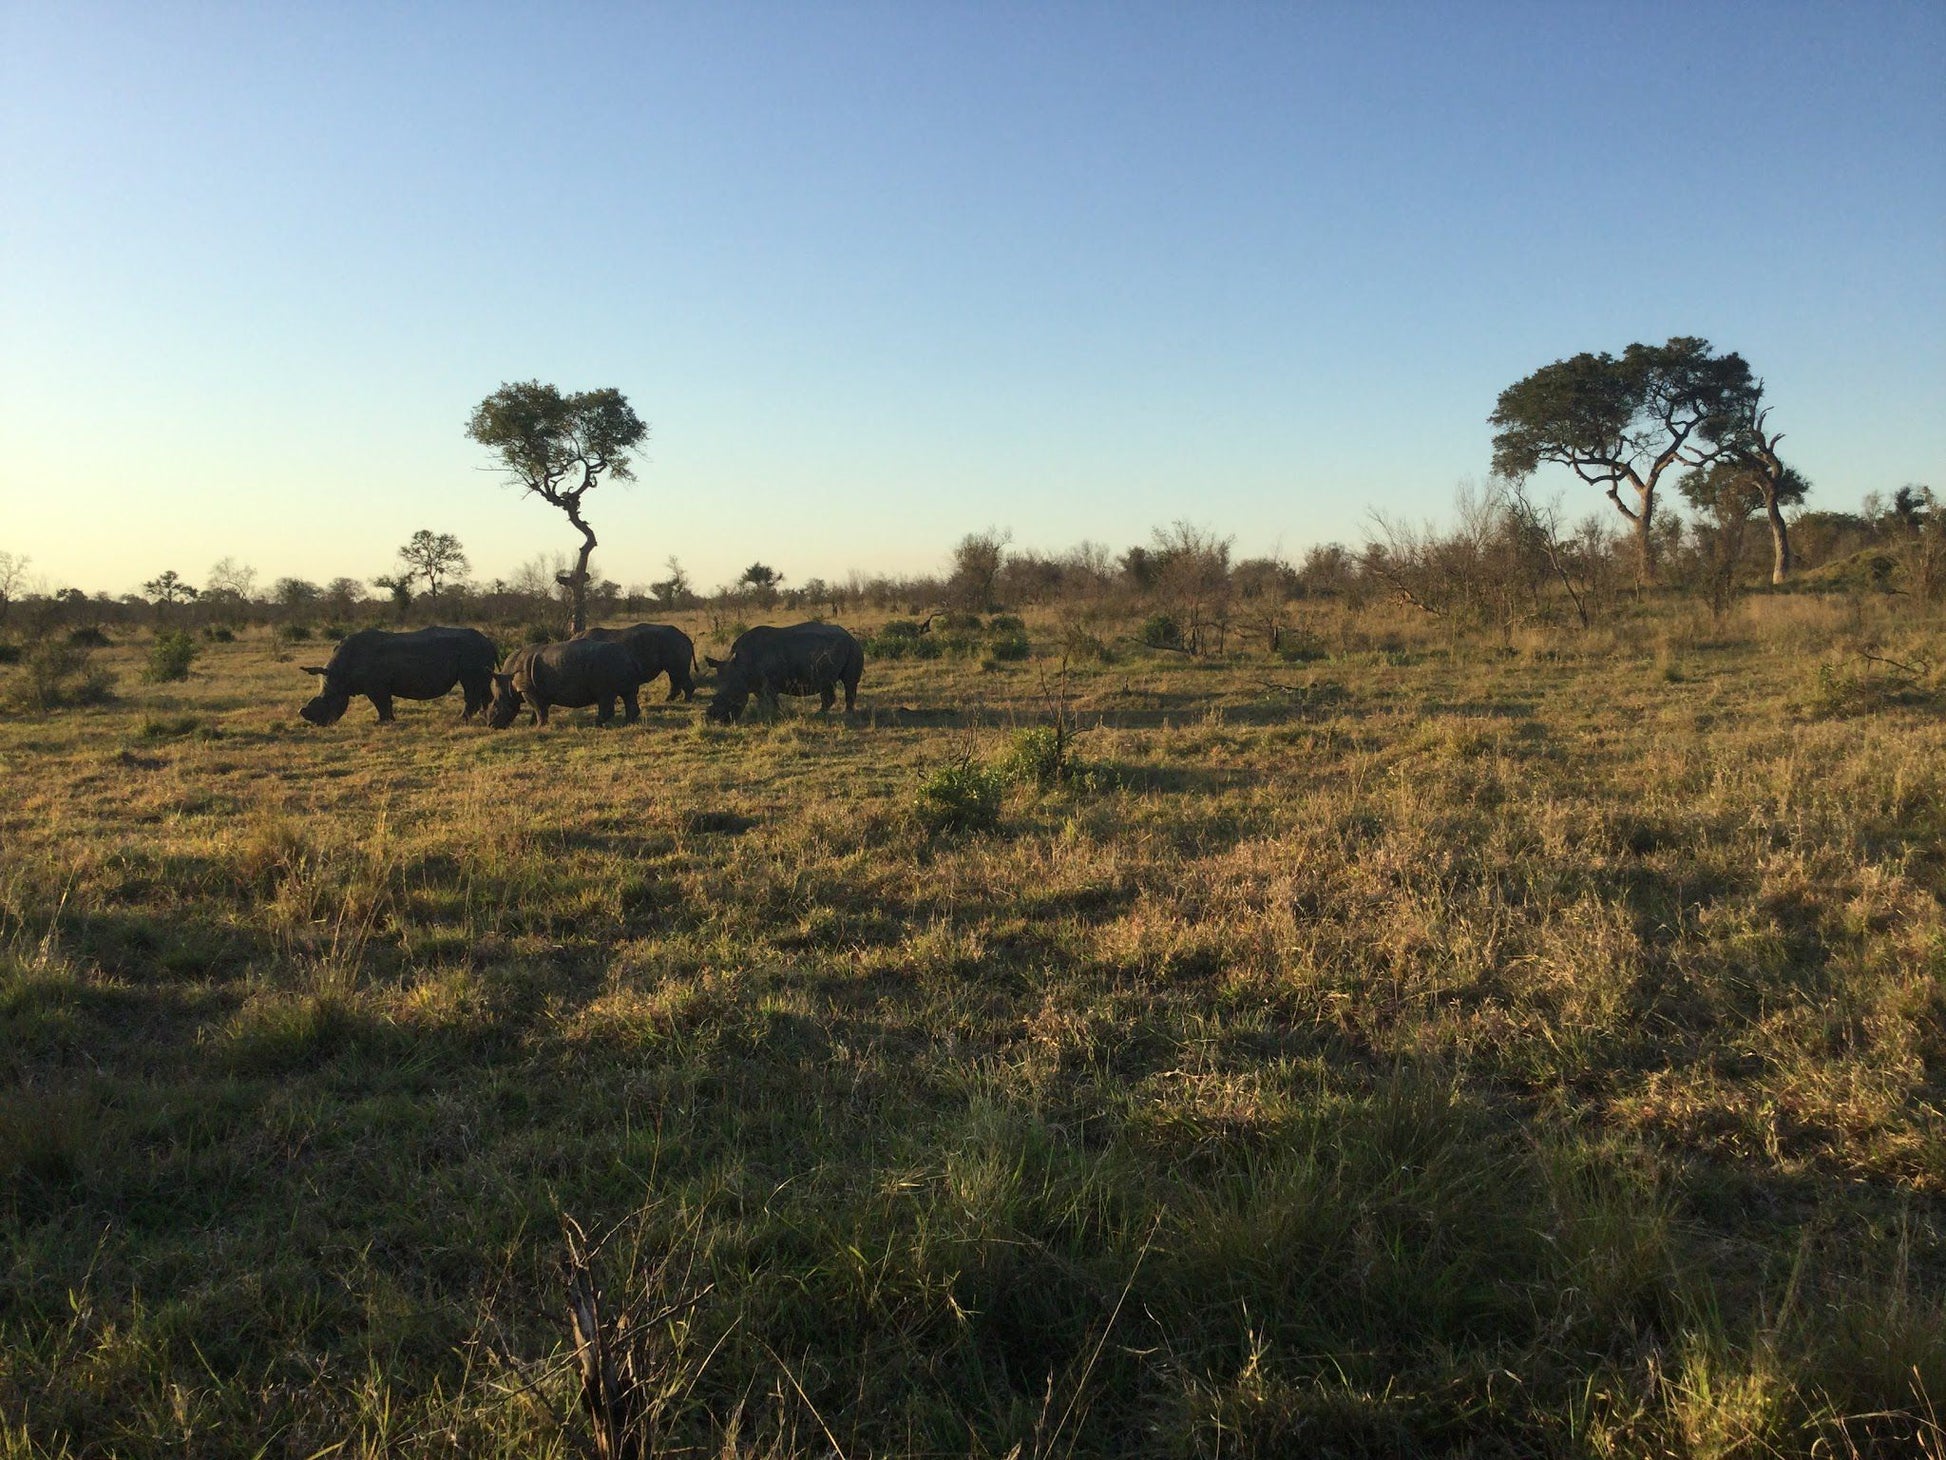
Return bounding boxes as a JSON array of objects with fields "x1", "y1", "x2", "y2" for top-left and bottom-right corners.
[
  {"x1": 595, "y1": 696, "x2": 615, "y2": 726},
  {"x1": 819, "y1": 684, "x2": 836, "y2": 714},
  {"x1": 843, "y1": 674, "x2": 859, "y2": 712},
  {"x1": 370, "y1": 692, "x2": 395, "y2": 722},
  {"x1": 533, "y1": 699, "x2": 551, "y2": 726},
  {"x1": 622, "y1": 689, "x2": 640, "y2": 724}
]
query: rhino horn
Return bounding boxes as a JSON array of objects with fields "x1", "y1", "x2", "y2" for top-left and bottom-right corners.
[{"x1": 301, "y1": 665, "x2": 328, "y2": 675}]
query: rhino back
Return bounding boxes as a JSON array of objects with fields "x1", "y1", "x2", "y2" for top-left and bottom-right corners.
[
  {"x1": 731, "y1": 623, "x2": 861, "y2": 689},
  {"x1": 523, "y1": 640, "x2": 640, "y2": 706},
  {"x1": 575, "y1": 623, "x2": 692, "y2": 679},
  {"x1": 329, "y1": 626, "x2": 491, "y2": 696}
]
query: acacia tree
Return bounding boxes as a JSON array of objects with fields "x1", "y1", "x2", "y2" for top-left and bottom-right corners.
[
  {"x1": 396, "y1": 530, "x2": 468, "y2": 604},
  {"x1": 1490, "y1": 337, "x2": 1755, "y2": 581},
  {"x1": 738, "y1": 563, "x2": 782, "y2": 609},
  {"x1": 143, "y1": 570, "x2": 197, "y2": 622},
  {"x1": 465, "y1": 382, "x2": 647, "y2": 633},
  {"x1": 1704, "y1": 399, "x2": 1810, "y2": 584}
]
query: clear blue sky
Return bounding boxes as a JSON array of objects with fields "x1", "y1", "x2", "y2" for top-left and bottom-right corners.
[{"x1": 3, "y1": 2, "x2": 1942, "y2": 596}]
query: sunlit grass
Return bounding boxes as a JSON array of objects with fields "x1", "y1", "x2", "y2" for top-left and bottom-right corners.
[{"x1": 1, "y1": 595, "x2": 1941, "y2": 1455}]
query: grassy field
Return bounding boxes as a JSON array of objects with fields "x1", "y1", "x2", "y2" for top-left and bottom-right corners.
[{"x1": 2, "y1": 597, "x2": 1942, "y2": 1457}]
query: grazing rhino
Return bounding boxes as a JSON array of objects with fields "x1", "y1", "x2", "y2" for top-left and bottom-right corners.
[
  {"x1": 299, "y1": 626, "x2": 497, "y2": 726},
  {"x1": 705, "y1": 622, "x2": 863, "y2": 723},
  {"x1": 486, "y1": 640, "x2": 648, "y2": 728},
  {"x1": 569, "y1": 622, "x2": 696, "y2": 701}
]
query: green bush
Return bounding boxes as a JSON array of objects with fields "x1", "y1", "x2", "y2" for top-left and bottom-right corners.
[
  {"x1": 522, "y1": 622, "x2": 555, "y2": 646},
  {"x1": 935, "y1": 610, "x2": 982, "y2": 633},
  {"x1": 999, "y1": 726, "x2": 1070, "y2": 789},
  {"x1": 8, "y1": 642, "x2": 115, "y2": 712},
  {"x1": 867, "y1": 619, "x2": 945, "y2": 660},
  {"x1": 203, "y1": 625, "x2": 236, "y2": 643},
  {"x1": 987, "y1": 614, "x2": 1026, "y2": 633},
  {"x1": 0, "y1": 641, "x2": 21, "y2": 666},
  {"x1": 1140, "y1": 613, "x2": 1182, "y2": 649},
  {"x1": 986, "y1": 629, "x2": 1031, "y2": 662},
  {"x1": 912, "y1": 759, "x2": 1005, "y2": 834},
  {"x1": 143, "y1": 631, "x2": 200, "y2": 683},
  {"x1": 67, "y1": 626, "x2": 110, "y2": 648},
  {"x1": 1061, "y1": 626, "x2": 1115, "y2": 664},
  {"x1": 283, "y1": 624, "x2": 313, "y2": 642}
]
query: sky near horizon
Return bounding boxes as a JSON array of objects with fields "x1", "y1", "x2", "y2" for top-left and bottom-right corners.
[{"x1": 3, "y1": 2, "x2": 1942, "y2": 598}]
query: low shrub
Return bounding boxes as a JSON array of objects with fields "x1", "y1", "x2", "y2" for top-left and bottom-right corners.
[
  {"x1": 1276, "y1": 631, "x2": 1328, "y2": 663},
  {"x1": 203, "y1": 625, "x2": 236, "y2": 643},
  {"x1": 523, "y1": 622, "x2": 555, "y2": 646},
  {"x1": 1140, "y1": 612, "x2": 1183, "y2": 650},
  {"x1": 986, "y1": 628, "x2": 1031, "y2": 662},
  {"x1": 139, "y1": 713, "x2": 214, "y2": 740},
  {"x1": 0, "y1": 641, "x2": 20, "y2": 666},
  {"x1": 319, "y1": 622, "x2": 350, "y2": 642},
  {"x1": 1800, "y1": 653, "x2": 1936, "y2": 717},
  {"x1": 67, "y1": 626, "x2": 111, "y2": 648},
  {"x1": 912, "y1": 759, "x2": 1005, "y2": 834},
  {"x1": 143, "y1": 631, "x2": 200, "y2": 683},
  {"x1": 999, "y1": 725, "x2": 1071, "y2": 789},
  {"x1": 934, "y1": 610, "x2": 982, "y2": 633},
  {"x1": 987, "y1": 614, "x2": 1026, "y2": 633},
  {"x1": 867, "y1": 619, "x2": 945, "y2": 660},
  {"x1": 7, "y1": 642, "x2": 115, "y2": 712},
  {"x1": 1061, "y1": 626, "x2": 1115, "y2": 664},
  {"x1": 268, "y1": 624, "x2": 310, "y2": 662}
]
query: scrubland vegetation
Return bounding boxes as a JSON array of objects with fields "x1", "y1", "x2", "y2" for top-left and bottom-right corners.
[{"x1": 2, "y1": 534, "x2": 1943, "y2": 1456}]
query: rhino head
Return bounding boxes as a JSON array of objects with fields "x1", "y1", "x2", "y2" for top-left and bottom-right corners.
[
  {"x1": 485, "y1": 672, "x2": 524, "y2": 730},
  {"x1": 703, "y1": 653, "x2": 749, "y2": 723},
  {"x1": 297, "y1": 665, "x2": 351, "y2": 726}
]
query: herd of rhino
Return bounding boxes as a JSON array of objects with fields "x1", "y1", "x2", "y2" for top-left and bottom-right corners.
[{"x1": 296, "y1": 621, "x2": 865, "y2": 729}]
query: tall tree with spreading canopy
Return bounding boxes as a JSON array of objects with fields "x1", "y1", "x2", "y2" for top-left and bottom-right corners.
[
  {"x1": 1490, "y1": 337, "x2": 1755, "y2": 580},
  {"x1": 396, "y1": 530, "x2": 468, "y2": 604},
  {"x1": 465, "y1": 382, "x2": 647, "y2": 632}
]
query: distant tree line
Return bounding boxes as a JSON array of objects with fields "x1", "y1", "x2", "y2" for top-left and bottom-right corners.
[{"x1": 1, "y1": 479, "x2": 1935, "y2": 657}]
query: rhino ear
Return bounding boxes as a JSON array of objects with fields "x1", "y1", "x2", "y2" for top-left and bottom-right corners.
[
  {"x1": 704, "y1": 655, "x2": 725, "y2": 669},
  {"x1": 300, "y1": 665, "x2": 327, "y2": 675}
]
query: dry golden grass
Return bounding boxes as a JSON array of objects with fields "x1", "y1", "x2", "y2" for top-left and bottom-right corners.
[{"x1": 1, "y1": 594, "x2": 1942, "y2": 1456}]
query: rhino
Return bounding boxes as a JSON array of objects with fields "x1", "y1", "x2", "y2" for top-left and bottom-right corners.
[
  {"x1": 704, "y1": 622, "x2": 863, "y2": 723},
  {"x1": 299, "y1": 626, "x2": 498, "y2": 725},
  {"x1": 486, "y1": 640, "x2": 649, "y2": 728},
  {"x1": 569, "y1": 622, "x2": 696, "y2": 700}
]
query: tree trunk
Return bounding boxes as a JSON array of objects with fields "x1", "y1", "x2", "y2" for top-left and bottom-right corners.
[
  {"x1": 1635, "y1": 486, "x2": 1658, "y2": 585},
  {"x1": 1764, "y1": 493, "x2": 1792, "y2": 584},
  {"x1": 564, "y1": 504, "x2": 598, "y2": 634}
]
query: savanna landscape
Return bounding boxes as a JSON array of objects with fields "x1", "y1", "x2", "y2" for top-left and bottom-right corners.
[
  {"x1": 3, "y1": 537, "x2": 1943, "y2": 1456},
  {"x1": 5, "y1": 8, "x2": 1944, "y2": 1457}
]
